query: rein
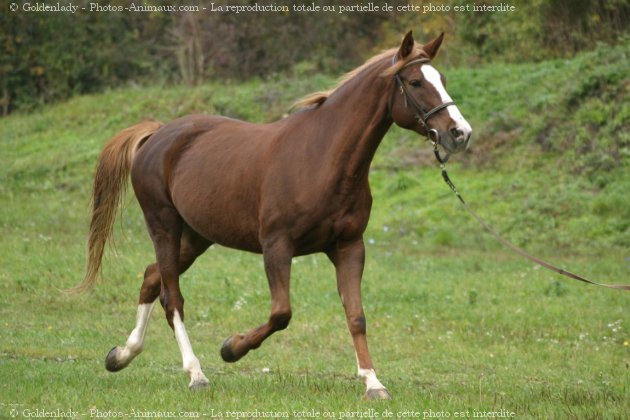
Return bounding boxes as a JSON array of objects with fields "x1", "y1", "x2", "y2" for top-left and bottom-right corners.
[{"x1": 435, "y1": 150, "x2": 630, "y2": 291}]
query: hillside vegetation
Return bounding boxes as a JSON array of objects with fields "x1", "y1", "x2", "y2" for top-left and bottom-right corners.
[
  {"x1": 1, "y1": 40, "x2": 628, "y2": 256},
  {"x1": 0, "y1": 39, "x2": 629, "y2": 419}
]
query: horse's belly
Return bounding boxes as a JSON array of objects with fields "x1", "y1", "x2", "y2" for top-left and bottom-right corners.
[
  {"x1": 170, "y1": 162, "x2": 264, "y2": 253},
  {"x1": 169, "y1": 173, "x2": 261, "y2": 252}
]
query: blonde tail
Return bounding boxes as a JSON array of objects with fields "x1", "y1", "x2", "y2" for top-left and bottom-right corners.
[{"x1": 70, "y1": 121, "x2": 163, "y2": 294}]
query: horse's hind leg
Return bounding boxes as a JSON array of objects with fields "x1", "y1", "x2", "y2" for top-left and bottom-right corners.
[
  {"x1": 105, "y1": 223, "x2": 211, "y2": 391},
  {"x1": 105, "y1": 263, "x2": 160, "y2": 372},
  {"x1": 164, "y1": 225, "x2": 212, "y2": 390},
  {"x1": 220, "y1": 238, "x2": 293, "y2": 362}
]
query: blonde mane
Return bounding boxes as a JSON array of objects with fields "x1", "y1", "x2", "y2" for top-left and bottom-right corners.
[{"x1": 293, "y1": 43, "x2": 427, "y2": 110}]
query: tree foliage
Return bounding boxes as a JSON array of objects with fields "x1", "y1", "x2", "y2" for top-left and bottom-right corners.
[
  {"x1": 454, "y1": 0, "x2": 630, "y2": 64},
  {"x1": 1, "y1": 0, "x2": 628, "y2": 115},
  {"x1": 0, "y1": 2, "x2": 172, "y2": 113}
]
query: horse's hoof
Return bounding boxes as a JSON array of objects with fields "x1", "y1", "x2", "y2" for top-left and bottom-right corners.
[
  {"x1": 220, "y1": 336, "x2": 240, "y2": 363},
  {"x1": 105, "y1": 347, "x2": 128, "y2": 372},
  {"x1": 364, "y1": 388, "x2": 392, "y2": 400},
  {"x1": 188, "y1": 377, "x2": 210, "y2": 391},
  {"x1": 220, "y1": 335, "x2": 250, "y2": 363}
]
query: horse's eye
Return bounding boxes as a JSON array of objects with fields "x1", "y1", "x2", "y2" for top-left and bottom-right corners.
[{"x1": 409, "y1": 80, "x2": 422, "y2": 88}]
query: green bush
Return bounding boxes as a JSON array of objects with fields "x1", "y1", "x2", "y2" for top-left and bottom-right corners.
[{"x1": 2, "y1": 0, "x2": 629, "y2": 115}]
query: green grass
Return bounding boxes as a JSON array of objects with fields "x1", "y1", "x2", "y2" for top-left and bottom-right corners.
[{"x1": 1, "y1": 43, "x2": 629, "y2": 419}]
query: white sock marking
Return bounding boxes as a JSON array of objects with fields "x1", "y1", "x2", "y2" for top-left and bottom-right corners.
[
  {"x1": 356, "y1": 353, "x2": 386, "y2": 391},
  {"x1": 117, "y1": 302, "x2": 155, "y2": 363},
  {"x1": 172, "y1": 310, "x2": 208, "y2": 386},
  {"x1": 358, "y1": 368, "x2": 386, "y2": 391}
]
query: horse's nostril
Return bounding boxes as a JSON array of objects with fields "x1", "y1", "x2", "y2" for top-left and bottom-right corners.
[{"x1": 450, "y1": 127, "x2": 464, "y2": 141}]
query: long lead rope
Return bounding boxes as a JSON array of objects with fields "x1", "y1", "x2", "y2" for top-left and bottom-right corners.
[{"x1": 436, "y1": 149, "x2": 630, "y2": 291}]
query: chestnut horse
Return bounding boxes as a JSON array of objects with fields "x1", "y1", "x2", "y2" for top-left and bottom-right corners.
[{"x1": 77, "y1": 31, "x2": 471, "y2": 400}]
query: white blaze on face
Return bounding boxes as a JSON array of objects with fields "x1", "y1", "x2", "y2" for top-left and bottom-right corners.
[{"x1": 421, "y1": 65, "x2": 472, "y2": 141}]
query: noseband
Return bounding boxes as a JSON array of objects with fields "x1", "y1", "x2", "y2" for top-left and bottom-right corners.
[{"x1": 392, "y1": 57, "x2": 455, "y2": 163}]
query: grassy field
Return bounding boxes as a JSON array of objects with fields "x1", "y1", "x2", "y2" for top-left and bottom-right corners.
[{"x1": 1, "y1": 43, "x2": 629, "y2": 419}]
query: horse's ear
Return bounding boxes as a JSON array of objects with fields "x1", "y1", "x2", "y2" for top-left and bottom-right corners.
[
  {"x1": 397, "y1": 30, "x2": 415, "y2": 59},
  {"x1": 422, "y1": 32, "x2": 445, "y2": 59}
]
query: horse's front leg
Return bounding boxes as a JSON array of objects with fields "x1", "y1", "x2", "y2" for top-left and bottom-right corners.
[{"x1": 328, "y1": 238, "x2": 391, "y2": 400}]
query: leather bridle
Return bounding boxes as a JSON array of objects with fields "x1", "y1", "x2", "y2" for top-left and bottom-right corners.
[{"x1": 392, "y1": 57, "x2": 455, "y2": 163}]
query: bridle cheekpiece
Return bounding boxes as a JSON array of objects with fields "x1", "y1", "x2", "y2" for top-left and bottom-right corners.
[{"x1": 392, "y1": 56, "x2": 455, "y2": 163}]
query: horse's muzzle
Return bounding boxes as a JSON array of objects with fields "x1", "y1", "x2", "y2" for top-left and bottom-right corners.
[
  {"x1": 429, "y1": 128, "x2": 471, "y2": 155},
  {"x1": 450, "y1": 127, "x2": 472, "y2": 149}
]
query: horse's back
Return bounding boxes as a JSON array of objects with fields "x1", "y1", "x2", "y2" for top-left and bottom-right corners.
[{"x1": 133, "y1": 113, "x2": 273, "y2": 186}]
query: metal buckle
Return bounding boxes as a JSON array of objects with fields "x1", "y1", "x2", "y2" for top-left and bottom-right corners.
[
  {"x1": 428, "y1": 129, "x2": 439, "y2": 144},
  {"x1": 429, "y1": 129, "x2": 450, "y2": 164}
]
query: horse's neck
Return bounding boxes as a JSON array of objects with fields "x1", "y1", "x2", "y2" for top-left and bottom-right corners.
[{"x1": 314, "y1": 63, "x2": 393, "y2": 185}]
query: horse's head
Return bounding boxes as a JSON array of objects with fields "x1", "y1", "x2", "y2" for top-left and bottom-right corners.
[{"x1": 389, "y1": 31, "x2": 472, "y2": 159}]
